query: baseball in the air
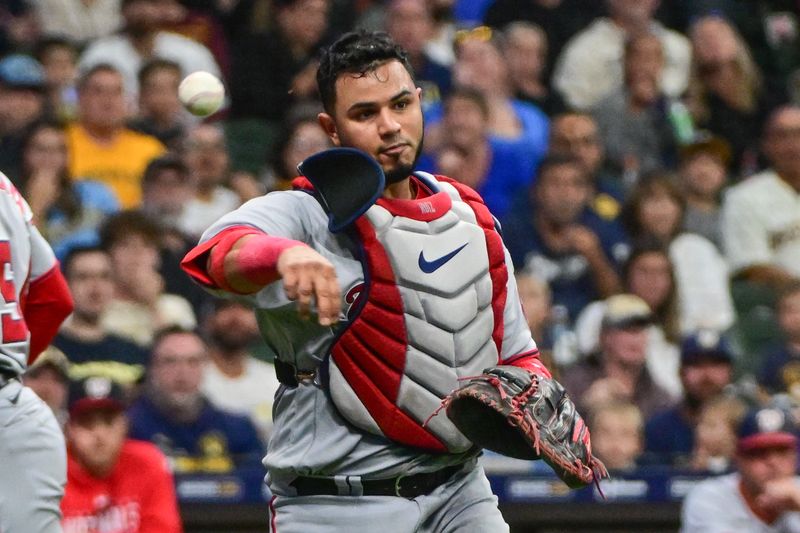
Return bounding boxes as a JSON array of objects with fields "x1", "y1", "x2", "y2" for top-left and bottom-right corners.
[{"x1": 179, "y1": 71, "x2": 225, "y2": 117}]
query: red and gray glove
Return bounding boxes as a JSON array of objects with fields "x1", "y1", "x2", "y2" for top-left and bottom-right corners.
[{"x1": 444, "y1": 365, "x2": 608, "y2": 488}]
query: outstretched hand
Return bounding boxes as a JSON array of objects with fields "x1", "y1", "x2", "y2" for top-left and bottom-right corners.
[{"x1": 277, "y1": 246, "x2": 341, "y2": 326}]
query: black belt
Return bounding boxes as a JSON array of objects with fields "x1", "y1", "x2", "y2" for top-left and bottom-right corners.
[
  {"x1": 275, "y1": 359, "x2": 317, "y2": 387},
  {"x1": 290, "y1": 464, "x2": 464, "y2": 499}
]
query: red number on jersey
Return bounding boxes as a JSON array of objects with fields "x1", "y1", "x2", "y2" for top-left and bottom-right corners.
[{"x1": 0, "y1": 241, "x2": 28, "y2": 343}]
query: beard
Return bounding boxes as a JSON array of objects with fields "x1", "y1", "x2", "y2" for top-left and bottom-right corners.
[
  {"x1": 209, "y1": 328, "x2": 259, "y2": 353},
  {"x1": 384, "y1": 136, "x2": 424, "y2": 185}
]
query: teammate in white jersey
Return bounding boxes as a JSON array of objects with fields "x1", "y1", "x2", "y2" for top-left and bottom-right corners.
[
  {"x1": 182, "y1": 30, "x2": 577, "y2": 532},
  {"x1": 0, "y1": 172, "x2": 74, "y2": 532},
  {"x1": 682, "y1": 405, "x2": 800, "y2": 533}
]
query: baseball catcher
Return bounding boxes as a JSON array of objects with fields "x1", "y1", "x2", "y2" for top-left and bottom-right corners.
[{"x1": 300, "y1": 148, "x2": 607, "y2": 490}]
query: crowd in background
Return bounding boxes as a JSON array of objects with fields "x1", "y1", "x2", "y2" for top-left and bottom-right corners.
[{"x1": 3, "y1": 0, "x2": 800, "y2": 522}]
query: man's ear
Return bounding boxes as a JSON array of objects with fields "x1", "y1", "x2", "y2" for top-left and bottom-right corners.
[{"x1": 318, "y1": 112, "x2": 340, "y2": 146}]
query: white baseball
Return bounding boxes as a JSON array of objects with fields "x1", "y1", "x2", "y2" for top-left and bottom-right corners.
[{"x1": 179, "y1": 71, "x2": 225, "y2": 117}]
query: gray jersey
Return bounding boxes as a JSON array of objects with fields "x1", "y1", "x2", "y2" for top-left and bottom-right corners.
[
  {"x1": 199, "y1": 184, "x2": 537, "y2": 489},
  {"x1": 681, "y1": 473, "x2": 800, "y2": 533},
  {"x1": 0, "y1": 173, "x2": 58, "y2": 376}
]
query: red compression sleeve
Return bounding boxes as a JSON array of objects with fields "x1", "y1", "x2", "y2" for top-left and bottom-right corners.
[
  {"x1": 181, "y1": 226, "x2": 307, "y2": 294},
  {"x1": 504, "y1": 349, "x2": 552, "y2": 379},
  {"x1": 24, "y1": 263, "x2": 73, "y2": 362}
]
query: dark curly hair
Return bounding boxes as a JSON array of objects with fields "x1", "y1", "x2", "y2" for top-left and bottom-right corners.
[{"x1": 316, "y1": 30, "x2": 414, "y2": 114}]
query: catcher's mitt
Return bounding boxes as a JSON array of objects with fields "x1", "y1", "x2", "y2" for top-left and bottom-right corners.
[{"x1": 443, "y1": 366, "x2": 608, "y2": 488}]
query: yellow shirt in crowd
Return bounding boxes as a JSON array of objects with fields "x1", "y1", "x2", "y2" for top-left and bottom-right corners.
[{"x1": 66, "y1": 123, "x2": 165, "y2": 208}]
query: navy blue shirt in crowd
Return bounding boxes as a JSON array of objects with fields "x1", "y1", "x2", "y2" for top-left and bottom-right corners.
[
  {"x1": 53, "y1": 331, "x2": 148, "y2": 388},
  {"x1": 500, "y1": 195, "x2": 630, "y2": 321},
  {"x1": 127, "y1": 394, "x2": 264, "y2": 474},
  {"x1": 759, "y1": 341, "x2": 800, "y2": 394},
  {"x1": 644, "y1": 405, "x2": 694, "y2": 466}
]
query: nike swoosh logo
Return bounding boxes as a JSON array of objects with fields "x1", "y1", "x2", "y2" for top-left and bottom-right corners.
[{"x1": 418, "y1": 243, "x2": 469, "y2": 273}]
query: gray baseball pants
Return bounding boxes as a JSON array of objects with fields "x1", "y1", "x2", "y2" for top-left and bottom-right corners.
[
  {"x1": 0, "y1": 381, "x2": 66, "y2": 533},
  {"x1": 268, "y1": 463, "x2": 509, "y2": 533}
]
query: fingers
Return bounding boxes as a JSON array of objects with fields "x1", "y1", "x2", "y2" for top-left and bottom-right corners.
[{"x1": 281, "y1": 252, "x2": 341, "y2": 326}]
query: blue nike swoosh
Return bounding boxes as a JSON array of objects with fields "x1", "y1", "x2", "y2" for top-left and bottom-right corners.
[{"x1": 418, "y1": 243, "x2": 469, "y2": 273}]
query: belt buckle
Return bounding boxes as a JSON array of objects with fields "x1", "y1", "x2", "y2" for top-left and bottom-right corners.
[
  {"x1": 295, "y1": 369, "x2": 317, "y2": 385},
  {"x1": 394, "y1": 472, "x2": 408, "y2": 498}
]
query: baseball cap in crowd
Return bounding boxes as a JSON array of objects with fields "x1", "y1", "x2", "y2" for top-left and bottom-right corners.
[
  {"x1": 0, "y1": 54, "x2": 46, "y2": 91},
  {"x1": 678, "y1": 131, "x2": 732, "y2": 168},
  {"x1": 680, "y1": 330, "x2": 734, "y2": 366},
  {"x1": 67, "y1": 376, "x2": 126, "y2": 418},
  {"x1": 25, "y1": 345, "x2": 70, "y2": 381},
  {"x1": 737, "y1": 406, "x2": 799, "y2": 454},
  {"x1": 601, "y1": 294, "x2": 654, "y2": 330}
]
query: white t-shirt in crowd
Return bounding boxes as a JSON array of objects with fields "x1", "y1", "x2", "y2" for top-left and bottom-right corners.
[
  {"x1": 202, "y1": 356, "x2": 281, "y2": 444},
  {"x1": 723, "y1": 170, "x2": 800, "y2": 278},
  {"x1": 552, "y1": 17, "x2": 691, "y2": 110}
]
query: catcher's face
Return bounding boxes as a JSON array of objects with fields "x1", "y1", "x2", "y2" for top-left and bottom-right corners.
[{"x1": 319, "y1": 60, "x2": 424, "y2": 188}]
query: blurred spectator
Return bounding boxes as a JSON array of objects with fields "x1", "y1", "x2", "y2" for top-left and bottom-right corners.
[
  {"x1": 67, "y1": 64, "x2": 165, "y2": 209},
  {"x1": 501, "y1": 21, "x2": 566, "y2": 117},
  {"x1": 62, "y1": 376, "x2": 182, "y2": 533},
  {"x1": 23, "y1": 346, "x2": 70, "y2": 425},
  {"x1": 128, "y1": 59, "x2": 188, "y2": 150},
  {"x1": 446, "y1": 26, "x2": 549, "y2": 166},
  {"x1": 79, "y1": 0, "x2": 222, "y2": 102},
  {"x1": 53, "y1": 246, "x2": 149, "y2": 388},
  {"x1": 179, "y1": 124, "x2": 240, "y2": 239},
  {"x1": 725, "y1": 1, "x2": 800, "y2": 97},
  {"x1": 140, "y1": 154, "x2": 194, "y2": 233},
  {"x1": 0, "y1": 54, "x2": 49, "y2": 184},
  {"x1": 560, "y1": 293, "x2": 675, "y2": 419},
  {"x1": 426, "y1": 0, "x2": 457, "y2": 67},
  {"x1": 265, "y1": 109, "x2": 332, "y2": 190},
  {"x1": 228, "y1": 0, "x2": 330, "y2": 122},
  {"x1": 0, "y1": 1, "x2": 39, "y2": 54},
  {"x1": 201, "y1": 301, "x2": 280, "y2": 445},
  {"x1": 483, "y1": 0, "x2": 602, "y2": 78},
  {"x1": 549, "y1": 112, "x2": 625, "y2": 217},
  {"x1": 681, "y1": 404, "x2": 800, "y2": 532},
  {"x1": 33, "y1": 37, "x2": 80, "y2": 122},
  {"x1": 573, "y1": 242, "x2": 682, "y2": 396},
  {"x1": 515, "y1": 271, "x2": 555, "y2": 361},
  {"x1": 622, "y1": 173, "x2": 735, "y2": 334},
  {"x1": 687, "y1": 15, "x2": 782, "y2": 178},
  {"x1": 759, "y1": 282, "x2": 800, "y2": 399},
  {"x1": 645, "y1": 330, "x2": 735, "y2": 467},
  {"x1": 100, "y1": 211, "x2": 197, "y2": 347},
  {"x1": 384, "y1": 0, "x2": 451, "y2": 110},
  {"x1": 21, "y1": 121, "x2": 120, "y2": 260},
  {"x1": 420, "y1": 87, "x2": 535, "y2": 219},
  {"x1": 677, "y1": 132, "x2": 732, "y2": 250},
  {"x1": 592, "y1": 32, "x2": 676, "y2": 179},
  {"x1": 588, "y1": 401, "x2": 644, "y2": 472},
  {"x1": 553, "y1": 0, "x2": 690, "y2": 111},
  {"x1": 34, "y1": 0, "x2": 122, "y2": 46},
  {"x1": 722, "y1": 105, "x2": 800, "y2": 289},
  {"x1": 161, "y1": 0, "x2": 231, "y2": 79},
  {"x1": 128, "y1": 328, "x2": 264, "y2": 473},
  {"x1": 502, "y1": 155, "x2": 626, "y2": 320},
  {"x1": 139, "y1": 154, "x2": 215, "y2": 318},
  {"x1": 690, "y1": 394, "x2": 747, "y2": 473}
]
